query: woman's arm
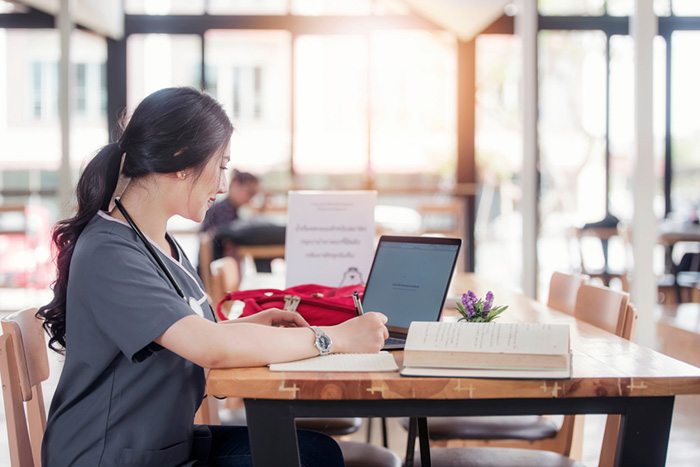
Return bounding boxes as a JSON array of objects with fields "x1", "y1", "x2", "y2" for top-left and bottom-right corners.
[{"x1": 155, "y1": 312, "x2": 388, "y2": 369}]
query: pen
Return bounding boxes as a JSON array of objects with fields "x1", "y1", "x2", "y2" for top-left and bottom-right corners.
[{"x1": 353, "y1": 291, "x2": 364, "y2": 316}]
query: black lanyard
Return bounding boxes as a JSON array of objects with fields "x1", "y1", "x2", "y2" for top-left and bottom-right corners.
[{"x1": 114, "y1": 197, "x2": 186, "y2": 301}]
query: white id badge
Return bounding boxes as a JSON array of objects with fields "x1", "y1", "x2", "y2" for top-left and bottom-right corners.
[{"x1": 188, "y1": 297, "x2": 204, "y2": 317}]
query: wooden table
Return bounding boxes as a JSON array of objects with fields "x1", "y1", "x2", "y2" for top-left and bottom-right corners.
[{"x1": 207, "y1": 274, "x2": 700, "y2": 467}]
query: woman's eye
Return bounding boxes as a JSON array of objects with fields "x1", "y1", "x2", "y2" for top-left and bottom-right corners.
[{"x1": 220, "y1": 166, "x2": 228, "y2": 171}]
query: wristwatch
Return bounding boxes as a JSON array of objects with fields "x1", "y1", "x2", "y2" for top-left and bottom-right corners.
[{"x1": 310, "y1": 326, "x2": 332, "y2": 356}]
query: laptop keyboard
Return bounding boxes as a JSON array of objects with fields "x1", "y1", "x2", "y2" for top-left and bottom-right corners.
[{"x1": 384, "y1": 336, "x2": 405, "y2": 346}]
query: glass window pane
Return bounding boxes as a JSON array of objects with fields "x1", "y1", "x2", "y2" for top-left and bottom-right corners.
[
  {"x1": 294, "y1": 35, "x2": 368, "y2": 173},
  {"x1": 2, "y1": 29, "x2": 60, "y2": 171},
  {"x1": 608, "y1": 35, "x2": 667, "y2": 222},
  {"x1": 204, "y1": 30, "x2": 291, "y2": 174},
  {"x1": 71, "y1": 30, "x2": 109, "y2": 169},
  {"x1": 474, "y1": 34, "x2": 523, "y2": 289},
  {"x1": 655, "y1": 0, "x2": 672, "y2": 16},
  {"x1": 671, "y1": 31, "x2": 700, "y2": 218},
  {"x1": 0, "y1": 1, "x2": 28, "y2": 13},
  {"x1": 370, "y1": 31, "x2": 456, "y2": 178},
  {"x1": 538, "y1": 0, "x2": 605, "y2": 16},
  {"x1": 606, "y1": 0, "x2": 632, "y2": 16},
  {"x1": 673, "y1": 0, "x2": 700, "y2": 16},
  {"x1": 538, "y1": 30, "x2": 607, "y2": 290},
  {"x1": 124, "y1": 0, "x2": 205, "y2": 15},
  {"x1": 208, "y1": 0, "x2": 287, "y2": 14},
  {"x1": 127, "y1": 34, "x2": 201, "y2": 109},
  {"x1": 291, "y1": 0, "x2": 372, "y2": 15}
]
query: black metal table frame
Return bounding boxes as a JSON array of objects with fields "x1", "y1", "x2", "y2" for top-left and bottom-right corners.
[{"x1": 244, "y1": 395, "x2": 674, "y2": 467}]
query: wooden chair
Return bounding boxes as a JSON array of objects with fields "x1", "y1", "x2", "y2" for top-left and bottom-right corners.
[
  {"x1": 1, "y1": 307, "x2": 50, "y2": 467},
  {"x1": 598, "y1": 303, "x2": 638, "y2": 467},
  {"x1": 547, "y1": 272, "x2": 589, "y2": 315},
  {"x1": 576, "y1": 226, "x2": 630, "y2": 292},
  {"x1": 208, "y1": 256, "x2": 241, "y2": 320},
  {"x1": 198, "y1": 234, "x2": 215, "y2": 295},
  {"x1": 573, "y1": 283, "x2": 629, "y2": 337},
  {"x1": 195, "y1": 256, "x2": 241, "y2": 425}
]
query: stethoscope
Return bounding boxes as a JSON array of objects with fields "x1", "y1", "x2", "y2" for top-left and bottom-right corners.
[{"x1": 114, "y1": 197, "x2": 205, "y2": 317}]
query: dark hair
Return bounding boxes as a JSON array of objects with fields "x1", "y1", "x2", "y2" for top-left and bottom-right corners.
[
  {"x1": 38, "y1": 87, "x2": 233, "y2": 353},
  {"x1": 231, "y1": 169, "x2": 258, "y2": 186}
]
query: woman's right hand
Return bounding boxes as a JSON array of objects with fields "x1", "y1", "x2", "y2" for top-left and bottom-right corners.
[{"x1": 325, "y1": 312, "x2": 389, "y2": 354}]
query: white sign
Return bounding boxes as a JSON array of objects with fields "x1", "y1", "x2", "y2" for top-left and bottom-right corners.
[{"x1": 285, "y1": 191, "x2": 376, "y2": 288}]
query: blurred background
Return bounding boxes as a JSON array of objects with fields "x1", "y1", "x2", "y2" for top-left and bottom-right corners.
[{"x1": 1, "y1": 0, "x2": 699, "y2": 308}]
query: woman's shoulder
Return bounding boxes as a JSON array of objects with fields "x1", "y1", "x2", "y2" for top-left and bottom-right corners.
[{"x1": 75, "y1": 212, "x2": 144, "y2": 260}]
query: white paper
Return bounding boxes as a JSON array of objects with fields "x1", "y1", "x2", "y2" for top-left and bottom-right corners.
[
  {"x1": 285, "y1": 191, "x2": 376, "y2": 288},
  {"x1": 269, "y1": 351, "x2": 399, "y2": 372}
]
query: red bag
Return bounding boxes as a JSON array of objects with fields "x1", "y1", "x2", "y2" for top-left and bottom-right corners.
[{"x1": 216, "y1": 284, "x2": 365, "y2": 326}]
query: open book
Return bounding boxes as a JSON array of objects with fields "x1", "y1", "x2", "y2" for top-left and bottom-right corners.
[{"x1": 400, "y1": 322, "x2": 572, "y2": 379}]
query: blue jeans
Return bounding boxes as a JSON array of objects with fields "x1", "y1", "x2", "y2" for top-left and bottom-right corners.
[{"x1": 202, "y1": 425, "x2": 345, "y2": 467}]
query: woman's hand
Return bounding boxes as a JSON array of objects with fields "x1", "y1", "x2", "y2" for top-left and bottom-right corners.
[
  {"x1": 325, "y1": 312, "x2": 389, "y2": 354},
  {"x1": 229, "y1": 309, "x2": 309, "y2": 327}
]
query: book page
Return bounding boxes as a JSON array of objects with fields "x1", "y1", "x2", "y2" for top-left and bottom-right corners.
[
  {"x1": 269, "y1": 351, "x2": 399, "y2": 372},
  {"x1": 405, "y1": 322, "x2": 570, "y2": 355}
]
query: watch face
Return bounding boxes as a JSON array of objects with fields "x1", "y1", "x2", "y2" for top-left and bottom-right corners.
[{"x1": 318, "y1": 334, "x2": 332, "y2": 351}]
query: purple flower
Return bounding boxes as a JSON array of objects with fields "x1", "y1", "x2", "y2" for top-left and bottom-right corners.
[
  {"x1": 484, "y1": 291, "x2": 494, "y2": 311},
  {"x1": 461, "y1": 292, "x2": 476, "y2": 317}
]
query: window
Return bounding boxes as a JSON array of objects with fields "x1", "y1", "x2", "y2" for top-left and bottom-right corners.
[
  {"x1": 204, "y1": 30, "x2": 291, "y2": 174},
  {"x1": 673, "y1": 0, "x2": 700, "y2": 16},
  {"x1": 608, "y1": 35, "x2": 667, "y2": 221},
  {"x1": 538, "y1": 0, "x2": 605, "y2": 16},
  {"x1": 294, "y1": 35, "x2": 368, "y2": 174},
  {"x1": 126, "y1": 34, "x2": 202, "y2": 109},
  {"x1": 208, "y1": 0, "x2": 287, "y2": 15},
  {"x1": 671, "y1": 31, "x2": 700, "y2": 218},
  {"x1": 474, "y1": 34, "x2": 523, "y2": 289},
  {"x1": 370, "y1": 31, "x2": 457, "y2": 180},
  {"x1": 124, "y1": 0, "x2": 205, "y2": 15}
]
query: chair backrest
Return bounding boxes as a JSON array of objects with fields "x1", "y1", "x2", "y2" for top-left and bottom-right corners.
[
  {"x1": 598, "y1": 303, "x2": 638, "y2": 467},
  {"x1": 1, "y1": 307, "x2": 49, "y2": 467},
  {"x1": 209, "y1": 256, "x2": 241, "y2": 319},
  {"x1": 573, "y1": 284, "x2": 629, "y2": 335},
  {"x1": 0, "y1": 333, "x2": 35, "y2": 466},
  {"x1": 547, "y1": 272, "x2": 589, "y2": 315},
  {"x1": 198, "y1": 234, "x2": 214, "y2": 295}
]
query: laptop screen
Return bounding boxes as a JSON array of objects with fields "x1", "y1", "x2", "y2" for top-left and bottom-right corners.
[{"x1": 361, "y1": 236, "x2": 461, "y2": 332}]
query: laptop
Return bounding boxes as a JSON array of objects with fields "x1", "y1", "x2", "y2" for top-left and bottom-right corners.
[{"x1": 361, "y1": 235, "x2": 462, "y2": 350}]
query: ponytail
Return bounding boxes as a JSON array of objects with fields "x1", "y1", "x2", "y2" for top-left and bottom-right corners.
[{"x1": 37, "y1": 142, "x2": 123, "y2": 353}]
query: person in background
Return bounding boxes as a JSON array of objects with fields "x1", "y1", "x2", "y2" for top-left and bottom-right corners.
[
  {"x1": 200, "y1": 169, "x2": 259, "y2": 242},
  {"x1": 201, "y1": 170, "x2": 285, "y2": 273},
  {"x1": 38, "y1": 87, "x2": 388, "y2": 467}
]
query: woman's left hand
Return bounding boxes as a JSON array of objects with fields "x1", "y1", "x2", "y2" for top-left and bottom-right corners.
[{"x1": 228, "y1": 309, "x2": 309, "y2": 327}]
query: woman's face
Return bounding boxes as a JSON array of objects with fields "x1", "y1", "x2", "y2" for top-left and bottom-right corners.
[{"x1": 183, "y1": 144, "x2": 230, "y2": 222}]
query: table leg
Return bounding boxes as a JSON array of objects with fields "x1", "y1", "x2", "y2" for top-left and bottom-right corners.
[
  {"x1": 617, "y1": 396, "x2": 674, "y2": 467},
  {"x1": 417, "y1": 417, "x2": 432, "y2": 467},
  {"x1": 405, "y1": 417, "x2": 417, "y2": 467},
  {"x1": 245, "y1": 399, "x2": 301, "y2": 467}
]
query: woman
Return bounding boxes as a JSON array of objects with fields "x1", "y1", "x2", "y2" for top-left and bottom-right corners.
[{"x1": 38, "y1": 87, "x2": 388, "y2": 467}]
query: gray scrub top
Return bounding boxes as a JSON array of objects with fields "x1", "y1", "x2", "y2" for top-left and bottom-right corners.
[{"x1": 42, "y1": 211, "x2": 216, "y2": 467}]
